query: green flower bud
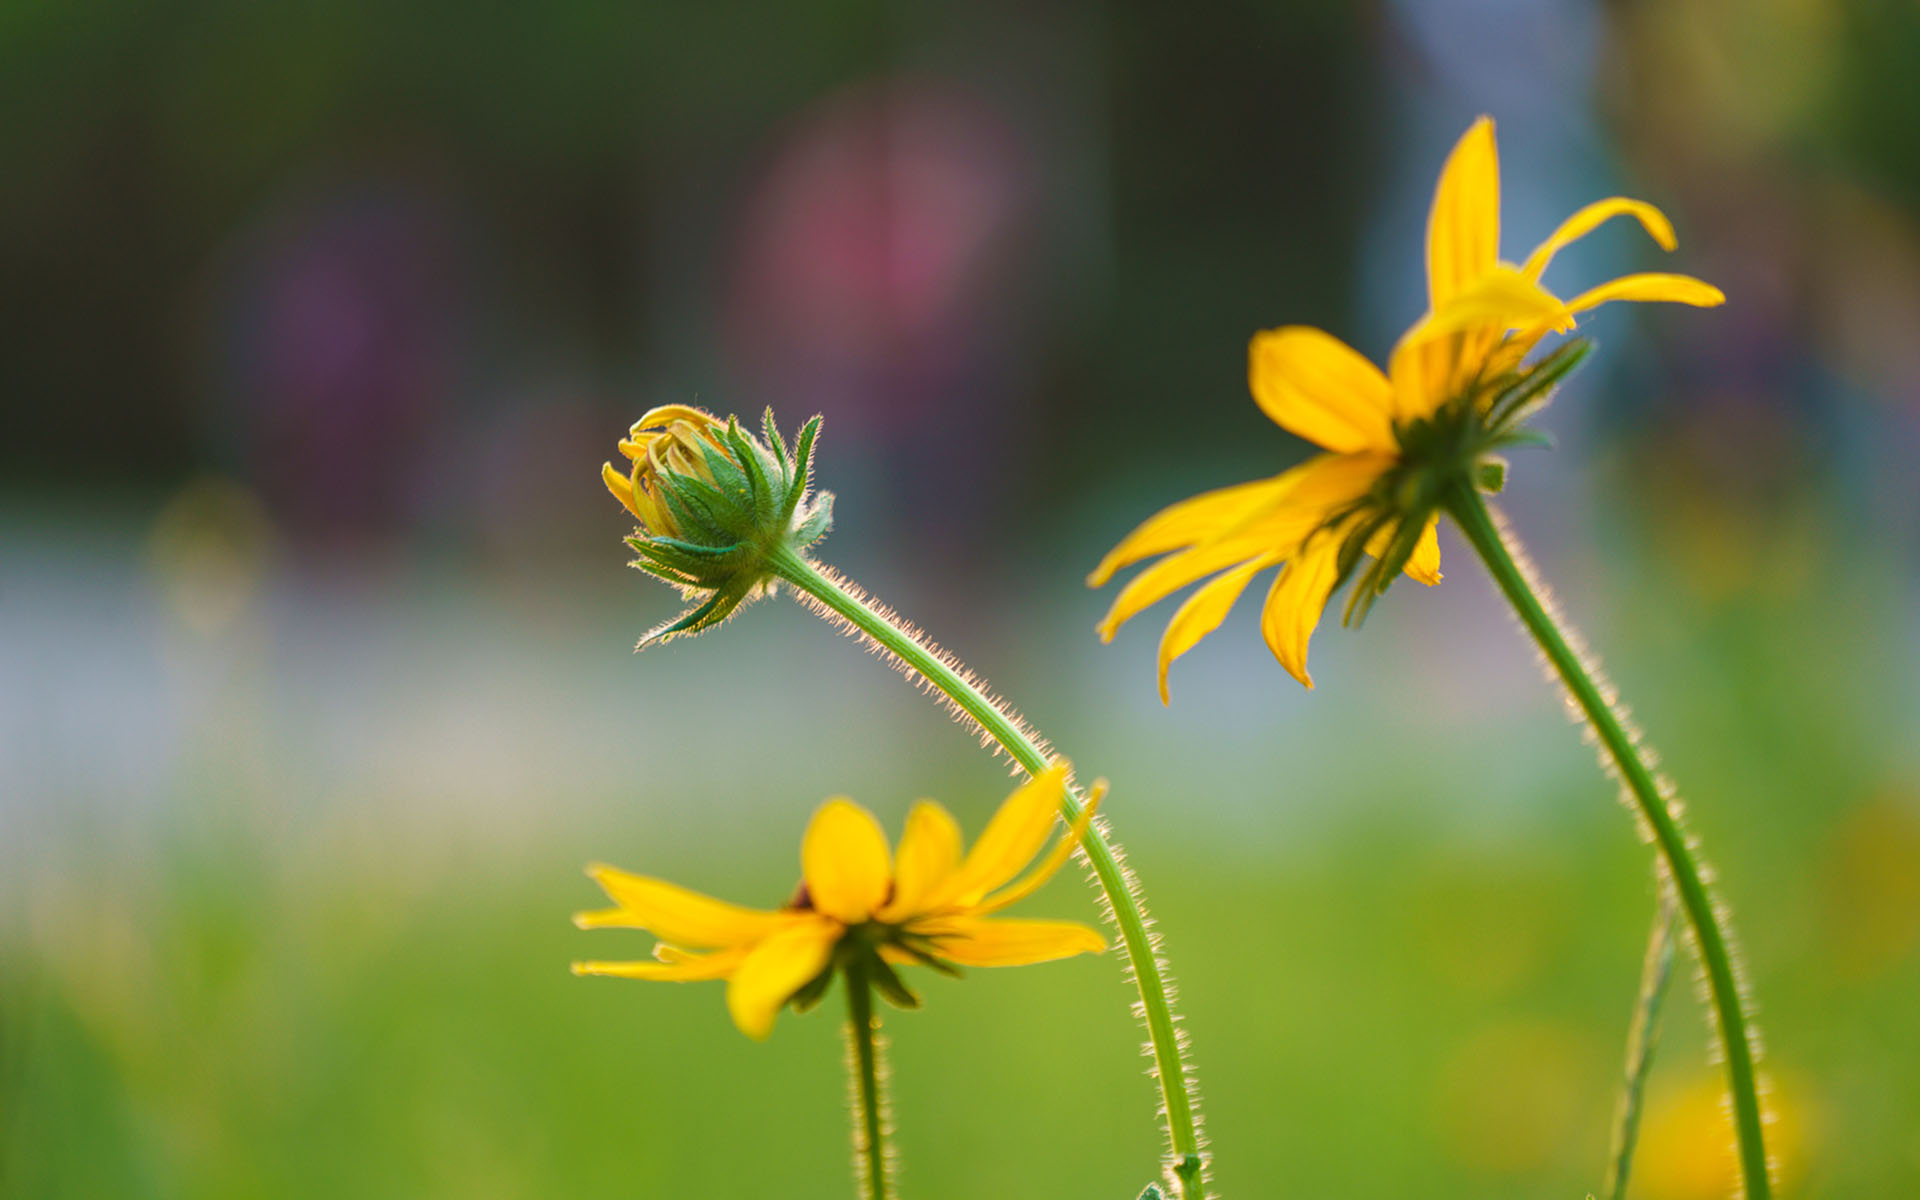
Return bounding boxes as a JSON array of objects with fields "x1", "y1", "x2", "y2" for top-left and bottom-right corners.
[{"x1": 602, "y1": 405, "x2": 833, "y2": 644}]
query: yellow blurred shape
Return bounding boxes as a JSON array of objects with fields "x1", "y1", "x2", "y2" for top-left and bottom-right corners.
[
  {"x1": 1821, "y1": 793, "x2": 1920, "y2": 980},
  {"x1": 1636, "y1": 1075, "x2": 1807, "y2": 1200},
  {"x1": 1432, "y1": 1019, "x2": 1588, "y2": 1175},
  {"x1": 148, "y1": 477, "x2": 274, "y2": 634}
]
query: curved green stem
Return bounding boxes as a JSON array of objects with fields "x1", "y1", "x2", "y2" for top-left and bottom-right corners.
[
  {"x1": 770, "y1": 546, "x2": 1208, "y2": 1200},
  {"x1": 1444, "y1": 485, "x2": 1769, "y2": 1200},
  {"x1": 1606, "y1": 889, "x2": 1678, "y2": 1200},
  {"x1": 843, "y1": 962, "x2": 892, "y2": 1200}
]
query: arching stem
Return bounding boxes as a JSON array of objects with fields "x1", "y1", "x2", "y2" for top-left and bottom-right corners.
[
  {"x1": 843, "y1": 960, "x2": 893, "y2": 1200},
  {"x1": 770, "y1": 545, "x2": 1209, "y2": 1200}
]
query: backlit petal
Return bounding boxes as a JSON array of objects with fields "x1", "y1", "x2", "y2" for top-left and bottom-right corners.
[
  {"x1": 1561, "y1": 272, "x2": 1725, "y2": 316},
  {"x1": 920, "y1": 917, "x2": 1106, "y2": 967},
  {"x1": 577, "y1": 865, "x2": 783, "y2": 949},
  {"x1": 1389, "y1": 267, "x2": 1570, "y2": 419},
  {"x1": 1248, "y1": 326, "x2": 1396, "y2": 453},
  {"x1": 1156, "y1": 556, "x2": 1273, "y2": 704},
  {"x1": 1095, "y1": 452, "x2": 1390, "y2": 639},
  {"x1": 972, "y1": 781, "x2": 1106, "y2": 917},
  {"x1": 1521, "y1": 197, "x2": 1676, "y2": 281},
  {"x1": 1088, "y1": 476, "x2": 1292, "y2": 587},
  {"x1": 940, "y1": 763, "x2": 1071, "y2": 907},
  {"x1": 1259, "y1": 532, "x2": 1344, "y2": 689},
  {"x1": 877, "y1": 801, "x2": 963, "y2": 922},
  {"x1": 602, "y1": 463, "x2": 642, "y2": 519},
  {"x1": 1428, "y1": 117, "x2": 1501, "y2": 309},
  {"x1": 725, "y1": 916, "x2": 841, "y2": 1040},
  {"x1": 801, "y1": 800, "x2": 894, "y2": 924},
  {"x1": 1363, "y1": 512, "x2": 1442, "y2": 586},
  {"x1": 572, "y1": 943, "x2": 751, "y2": 983}
]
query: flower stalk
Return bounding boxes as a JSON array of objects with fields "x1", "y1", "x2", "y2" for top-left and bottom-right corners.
[
  {"x1": 1443, "y1": 483, "x2": 1770, "y2": 1200},
  {"x1": 843, "y1": 960, "x2": 894, "y2": 1200},
  {"x1": 768, "y1": 544, "x2": 1209, "y2": 1200}
]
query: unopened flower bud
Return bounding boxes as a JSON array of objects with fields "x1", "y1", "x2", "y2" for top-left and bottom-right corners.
[{"x1": 602, "y1": 405, "x2": 833, "y2": 645}]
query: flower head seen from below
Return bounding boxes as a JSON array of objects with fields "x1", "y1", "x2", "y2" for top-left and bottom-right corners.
[
  {"x1": 602, "y1": 405, "x2": 834, "y2": 646},
  {"x1": 572, "y1": 763, "x2": 1106, "y2": 1039},
  {"x1": 1091, "y1": 116, "x2": 1725, "y2": 698}
]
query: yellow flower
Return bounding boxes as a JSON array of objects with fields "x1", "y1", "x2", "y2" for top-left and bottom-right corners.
[
  {"x1": 1091, "y1": 117, "x2": 1725, "y2": 697},
  {"x1": 572, "y1": 763, "x2": 1106, "y2": 1039}
]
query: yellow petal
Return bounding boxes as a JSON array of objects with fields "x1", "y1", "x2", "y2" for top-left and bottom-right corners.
[
  {"x1": 1388, "y1": 267, "x2": 1571, "y2": 419},
  {"x1": 1098, "y1": 539, "x2": 1268, "y2": 642},
  {"x1": 1259, "y1": 532, "x2": 1344, "y2": 689},
  {"x1": 576, "y1": 865, "x2": 782, "y2": 948},
  {"x1": 1428, "y1": 117, "x2": 1501, "y2": 309},
  {"x1": 602, "y1": 463, "x2": 642, "y2": 519},
  {"x1": 918, "y1": 917, "x2": 1106, "y2": 967},
  {"x1": 1405, "y1": 513, "x2": 1442, "y2": 585},
  {"x1": 631, "y1": 403, "x2": 721, "y2": 434},
  {"x1": 1363, "y1": 512, "x2": 1442, "y2": 586},
  {"x1": 572, "y1": 944, "x2": 751, "y2": 982},
  {"x1": 1248, "y1": 326, "x2": 1396, "y2": 454},
  {"x1": 972, "y1": 780, "x2": 1106, "y2": 917},
  {"x1": 939, "y1": 763, "x2": 1071, "y2": 908},
  {"x1": 1095, "y1": 452, "x2": 1390, "y2": 639},
  {"x1": 1156, "y1": 555, "x2": 1273, "y2": 704},
  {"x1": 876, "y1": 801, "x2": 963, "y2": 922},
  {"x1": 725, "y1": 916, "x2": 841, "y2": 1040},
  {"x1": 1560, "y1": 272, "x2": 1725, "y2": 316},
  {"x1": 1521, "y1": 197, "x2": 1676, "y2": 281},
  {"x1": 801, "y1": 799, "x2": 894, "y2": 924},
  {"x1": 1088, "y1": 476, "x2": 1293, "y2": 588}
]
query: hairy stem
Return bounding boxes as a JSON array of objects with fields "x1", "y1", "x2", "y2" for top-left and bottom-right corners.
[
  {"x1": 1444, "y1": 486, "x2": 1769, "y2": 1200},
  {"x1": 770, "y1": 546, "x2": 1208, "y2": 1200},
  {"x1": 1606, "y1": 888, "x2": 1678, "y2": 1200},
  {"x1": 843, "y1": 962, "x2": 893, "y2": 1200}
]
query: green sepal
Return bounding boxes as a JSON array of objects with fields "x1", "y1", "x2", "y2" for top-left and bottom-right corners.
[
  {"x1": 1485, "y1": 336, "x2": 1593, "y2": 431},
  {"x1": 1490, "y1": 428, "x2": 1555, "y2": 451},
  {"x1": 761, "y1": 407, "x2": 791, "y2": 478},
  {"x1": 1136, "y1": 1187, "x2": 1166, "y2": 1200},
  {"x1": 788, "y1": 964, "x2": 837, "y2": 1014},
  {"x1": 779, "y1": 415, "x2": 823, "y2": 531},
  {"x1": 1475, "y1": 457, "x2": 1509, "y2": 493},
  {"x1": 867, "y1": 955, "x2": 922, "y2": 1011},
  {"x1": 794, "y1": 491, "x2": 835, "y2": 546}
]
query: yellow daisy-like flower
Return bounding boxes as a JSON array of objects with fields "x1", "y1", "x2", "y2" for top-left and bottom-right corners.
[
  {"x1": 1091, "y1": 117, "x2": 1725, "y2": 696},
  {"x1": 572, "y1": 763, "x2": 1106, "y2": 1039}
]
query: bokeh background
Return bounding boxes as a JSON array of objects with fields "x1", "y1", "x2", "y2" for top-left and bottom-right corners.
[{"x1": 5, "y1": 1, "x2": 1919, "y2": 1197}]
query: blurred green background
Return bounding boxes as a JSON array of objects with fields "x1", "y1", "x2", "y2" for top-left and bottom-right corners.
[{"x1": 4, "y1": 1, "x2": 1919, "y2": 1197}]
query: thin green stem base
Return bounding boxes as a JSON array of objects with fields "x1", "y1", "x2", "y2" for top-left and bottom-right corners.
[
  {"x1": 844, "y1": 963, "x2": 892, "y2": 1200},
  {"x1": 770, "y1": 546, "x2": 1208, "y2": 1200},
  {"x1": 1445, "y1": 485, "x2": 1770, "y2": 1200}
]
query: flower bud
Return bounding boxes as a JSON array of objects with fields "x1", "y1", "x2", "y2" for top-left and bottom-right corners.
[{"x1": 602, "y1": 405, "x2": 834, "y2": 644}]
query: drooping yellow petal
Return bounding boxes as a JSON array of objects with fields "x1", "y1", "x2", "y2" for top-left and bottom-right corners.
[
  {"x1": 1088, "y1": 476, "x2": 1293, "y2": 587},
  {"x1": 1427, "y1": 117, "x2": 1501, "y2": 310},
  {"x1": 572, "y1": 943, "x2": 751, "y2": 982},
  {"x1": 1259, "y1": 532, "x2": 1345, "y2": 689},
  {"x1": 724, "y1": 915, "x2": 842, "y2": 1040},
  {"x1": 1156, "y1": 556, "x2": 1273, "y2": 704},
  {"x1": 1248, "y1": 326, "x2": 1397, "y2": 454},
  {"x1": 920, "y1": 917, "x2": 1106, "y2": 967},
  {"x1": 602, "y1": 463, "x2": 643, "y2": 519},
  {"x1": 1098, "y1": 539, "x2": 1268, "y2": 642},
  {"x1": 577, "y1": 865, "x2": 783, "y2": 948},
  {"x1": 876, "y1": 801, "x2": 963, "y2": 922},
  {"x1": 938, "y1": 763, "x2": 1070, "y2": 908},
  {"x1": 801, "y1": 800, "x2": 894, "y2": 924},
  {"x1": 1095, "y1": 451, "x2": 1391, "y2": 640},
  {"x1": 1560, "y1": 272, "x2": 1726, "y2": 317},
  {"x1": 1521, "y1": 197, "x2": 1676, "y2": 281},
  {"x1": 971, "y1": 781, "x2": 1106, "y2": 917},
  {"x1": 1363, "y1": 512, "x2": 1442, "y2": 586},
  {"x1": 1405, "y1": 513, "x2": 1442, "y2": 585}
]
